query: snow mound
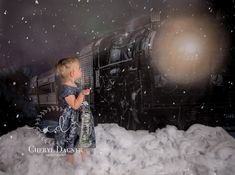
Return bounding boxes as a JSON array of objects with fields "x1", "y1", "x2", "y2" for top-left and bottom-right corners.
[{"x1": 0, "y1": 124, "x2": 235, "y2": 175}]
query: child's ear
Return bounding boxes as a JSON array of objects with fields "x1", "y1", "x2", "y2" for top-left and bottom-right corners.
[{"x1": 69, "y1": 70, "x2": 74, "y2": 77}]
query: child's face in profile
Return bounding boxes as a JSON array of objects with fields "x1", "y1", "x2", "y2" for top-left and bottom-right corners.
[{"x1": 72, "y1": 62, "x2": 82, "y2": 80}]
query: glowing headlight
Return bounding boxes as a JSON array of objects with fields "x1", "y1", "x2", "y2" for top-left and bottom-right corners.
[{"x1": 152, "y1": 17, "x2": 227, "y2": 85}]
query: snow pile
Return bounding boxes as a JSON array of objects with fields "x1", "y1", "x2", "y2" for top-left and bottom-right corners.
[{"x1": 0, "y1": 124, "x2": 235, "y2": 175}]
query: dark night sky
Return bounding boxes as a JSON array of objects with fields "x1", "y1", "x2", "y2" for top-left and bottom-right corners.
[{"x1": 1, "y1": 0, "x2": 234, "y2": 76}]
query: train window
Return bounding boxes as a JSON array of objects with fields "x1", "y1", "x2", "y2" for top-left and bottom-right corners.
[
  {"x1": 110, "y1": 48, "x2": 121, "y2": 63},
  {"x1": 51, "y1": 83, "x2": 55, "y2": 92},
  {"x1": 99, "y1": 50, "x2": 110, "y2": 67},
  {"x1": 37, "y1": 83, "x2": 52, "y2": 94},
  {"x1": 29, "y1": 87, "x2": 37, "y2": 94},
  {"x1": 123, "y1": 46, "x2": 133, "y2": 60}
]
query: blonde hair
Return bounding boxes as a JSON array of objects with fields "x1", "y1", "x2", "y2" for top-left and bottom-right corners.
[{"x1": 54, "y1": 57, "x2": 80, "y2": 79}]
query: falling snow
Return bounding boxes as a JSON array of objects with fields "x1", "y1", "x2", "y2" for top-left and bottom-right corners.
[{"x1": 4, "y1": 10, "x2": 8, "y2": 15}]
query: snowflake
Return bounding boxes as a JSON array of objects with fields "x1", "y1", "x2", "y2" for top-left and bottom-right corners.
[
  {"x1": 16, "y1": 114, "x2": 19, "y2": 118},
  {"x1": 228, "y1": 81, "x2": 234, "y2": 86},
  {"x1": 13, "y1": 82, "x2": 16, "y2": 85},
  {"x1": 43, "y1": 127, "x2": 49, "y2": 134},
  {"x1": 4, "y1": 10, "x2": 8, "y2": 15},
  {"x1": 35, "y1": 0, "x2": 39, "y2": 5},
  {"x1": 208, "y1": 7, "x2": 213, "y2": 13}
]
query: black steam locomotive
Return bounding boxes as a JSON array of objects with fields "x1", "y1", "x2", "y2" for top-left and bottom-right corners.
[{"x1": 29, "y1": 16, "x2": 235, "y2": 132}]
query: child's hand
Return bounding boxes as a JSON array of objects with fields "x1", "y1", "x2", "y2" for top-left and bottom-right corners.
[{"x1": 81, "y1": 89, "x2": 91, "y2": 95}]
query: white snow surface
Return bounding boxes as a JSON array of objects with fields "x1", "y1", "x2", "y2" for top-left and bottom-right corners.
[{"x1": 0, "y1": 123, "x2": 235, "y2": 175}]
